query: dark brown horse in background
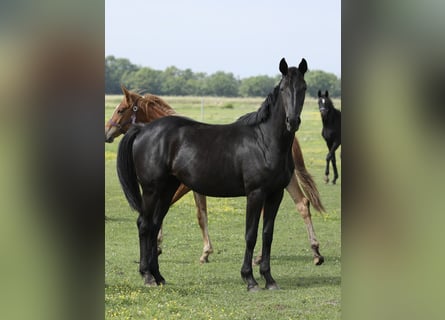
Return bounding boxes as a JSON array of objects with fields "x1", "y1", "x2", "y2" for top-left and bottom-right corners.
[
  {"x1": 318, "y1": 90, "x2": 341, "y2": 184},
  {"x1": 106, "y1": 85, "x2": 325, "y2": 266}
]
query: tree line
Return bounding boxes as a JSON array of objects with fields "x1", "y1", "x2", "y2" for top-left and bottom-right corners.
[{"x1": 106, "y1": 55, "x2": 341, "y2": 98}]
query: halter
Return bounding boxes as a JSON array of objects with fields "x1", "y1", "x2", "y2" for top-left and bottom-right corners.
[{"x1": 107, "y1": 104, "x2": 139, "y2": 134}]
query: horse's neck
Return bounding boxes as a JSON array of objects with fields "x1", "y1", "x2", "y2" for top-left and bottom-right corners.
[
  {"x1": 322, "y1": 108, "x2": 334, "y2": 125},
  {"x1": 259, "y1": 99, "x2": 294, "y2": 151}
]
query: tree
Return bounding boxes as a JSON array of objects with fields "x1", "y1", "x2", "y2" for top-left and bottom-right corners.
[
  {"x1": 105, "y1": 56, "x2": 340, "y2": 97},
  {"x1": 105, "y1": 56, "x2": 139, "y2": 94},
  {"x1": 121, "y1": 67, "x2": 164, "y2": 94},
  {"x1": 206, "y1": 71, "x2": 239, "y2": 96},
  {"x1": 305, "y1": 70, "x2": 341, "y2": 97},
  {"x1": 239, "y1": 75, "x2": 278, "y2": 97},
  {"x1": 161, "y1": 66, "x2": 200, "y2": 95},
  {"x1": 186, "y1": 72, "x2": 209, "y2": 96}
]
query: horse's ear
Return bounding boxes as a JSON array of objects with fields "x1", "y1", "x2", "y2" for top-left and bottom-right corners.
[
  {"x1": 298, "y1": 58, "x2": 308, "y2": 75},
  {"x1": 121, "y1": 84, "x2": 132, "y2": 103},
  {"x1": 318, "y1": 90, "x2": 322, "y2": 98},
  {"x1": 325, "y1": 90, "x2": 329, "y2": 97},
  {"x1": 279, "y1": 58, "x2": 288, "y2": 76}
]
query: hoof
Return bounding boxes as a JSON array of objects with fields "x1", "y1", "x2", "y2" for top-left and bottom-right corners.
[
  {"x1": 314, "y1": 256, "x2": 325, "y2": 266},
  {"x1": 247, "y1": 284, "x2": 261, "y2": 292},
  {"x1": 143, "y1": 273, "x2": 165, "y2": 286},
  {"x1": 265, "y1": 283, "x2": 280, "y2": 290},
  {"x1": 144, "y1": 281, "x2": 158, "y2": 287},
  {"x1": 143, "y1": 275, "x2": 157, "y2": 287},
  {"x1": 199, "y1": 256, "x2": 209, "y2": 264},
  {"x1": 200, "y1": 248, "x2": 213, "y2": 264},
  {"x1": 324, "y1": 176, "x2": 329, "y2": 183}
]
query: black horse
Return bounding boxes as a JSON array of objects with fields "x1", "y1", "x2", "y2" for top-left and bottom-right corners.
[
  {"x1": 318, "y1": 90, "x2": 341, "y2": 184},
  {"x1": 116, "y1": 58, "x2": 308, "y2": 291}
]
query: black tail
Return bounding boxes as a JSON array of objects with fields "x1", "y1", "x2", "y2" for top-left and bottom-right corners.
[{"x1": 116, "y1": 124, "x2": 143, "y2": 213}]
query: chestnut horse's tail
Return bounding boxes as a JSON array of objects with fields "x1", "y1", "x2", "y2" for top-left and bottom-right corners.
[
  {"x1": 117, "y1": 124, "x2": 143, "y2": 213},
  {"x1": 292, "y1": 138, "x2": 326, "y2": 213}
]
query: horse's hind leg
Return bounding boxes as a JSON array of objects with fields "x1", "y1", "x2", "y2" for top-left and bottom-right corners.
[
  {"x1": 136, "y1": 216, "x2": 162, "y2": 264},
  {"x1": 193, "y1": 192, "x2": 214, "y2": 263},
  {"x1": 286, "y1": 174, "x2": 324, "y2": 265},
  {"x1": 141, "y1": 178, "x2": 180, "y2": 286},
  {"x1": 138, "y1": 191, "x2": 160, "y2": 286}
]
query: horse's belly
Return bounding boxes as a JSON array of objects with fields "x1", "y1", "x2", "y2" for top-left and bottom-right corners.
[{"x1": 175, "y1": 167, "x2": 246, "y2": 197}]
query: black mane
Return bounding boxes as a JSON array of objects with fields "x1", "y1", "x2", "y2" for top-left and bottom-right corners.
[{"x1": 236, "y1": 85, "x2": 280, "y2": 125}]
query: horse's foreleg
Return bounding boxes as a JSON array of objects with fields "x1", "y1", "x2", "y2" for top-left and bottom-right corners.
[
  {"x1": 286, "y1": 174, "x2": 324, "y2": 265},
  {"x1": 156, "y1": 228, "x2": 163, "y2": 256},
  {"x1": 260, "y1": 189, "x2": 284, "y2": 290},
  {"x1": 324, "y1": 141, "x2": 333, "y2": 183},
  {"x1": 324, "y1": 156, "x2": 331, "y2": 183},
  {"x1": 252, "y1": 208, "x2": 265, "y2": 266},
  {"x1": 330, "y1": 143, "x2": 340, "y2": 184},
  {"x1": 241, "y1": 190, "x2": 264, "y2": 292},
  {"x1": 331, "y1": 152, "x2": 338, "y2": 184},
  {"x1": 193, "y1": 192, "x2": 213, "y2": 263}
]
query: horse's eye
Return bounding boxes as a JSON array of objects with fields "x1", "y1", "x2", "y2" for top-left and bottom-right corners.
[{"x1": 117, "y1": 109, "x2": 124, "y2": 114}]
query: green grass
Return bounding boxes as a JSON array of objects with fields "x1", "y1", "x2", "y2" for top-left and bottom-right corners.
[{"x1": 105, "y1": 95, "x2": 341, "y2": 319}]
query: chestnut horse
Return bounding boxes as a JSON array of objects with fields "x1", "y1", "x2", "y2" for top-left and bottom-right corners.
[{"x1": 106, "y1": 85, "x2": 325, "y2": 266}]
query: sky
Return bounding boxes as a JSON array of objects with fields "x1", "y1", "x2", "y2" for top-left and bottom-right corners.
[{"x1": 105, "y1": 0, "x2": 340, "y2": 78}]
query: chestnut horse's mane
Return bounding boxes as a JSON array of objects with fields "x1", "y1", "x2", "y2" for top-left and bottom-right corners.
[{"x1": 136, "y1": 92, "x2": 177, "y2": 118}]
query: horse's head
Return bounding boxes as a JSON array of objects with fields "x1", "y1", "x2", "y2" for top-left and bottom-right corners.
[
  {"x1": 278, "y1": 58, "x2": 308, "y2": 132},
  {"x1": 105, "y1": 85, "x2": 141, "y2": 143},
  {"x1": 317, "y1": 90, "x2": 332, "y2": 117}
]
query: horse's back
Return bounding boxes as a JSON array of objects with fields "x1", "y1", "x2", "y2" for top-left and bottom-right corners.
[
  {"x1": 172, "y1": 120, "x2": 254, "y2": 196},
  {"x1": 131, "y1": 116, "x2": 249, "y2": 196},
  {"x1": 130, "y1": 115, "x2": 290, "y2": 197}
]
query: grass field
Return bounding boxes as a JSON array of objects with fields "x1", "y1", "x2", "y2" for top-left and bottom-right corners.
[{"x1": 105, "y1": 95, "x2": 341, "y2": 319}]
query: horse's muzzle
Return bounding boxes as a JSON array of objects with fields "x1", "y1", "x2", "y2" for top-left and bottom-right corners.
[
  {"x1": 105, "y1": 129, "x2": 115, "y2": 143},
  {"x1": 286, "y1": 116, "x2": 301, "y2": 132},
  {"x1": 319, "y1": 106, "x2": 328, "y2": 115}
]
